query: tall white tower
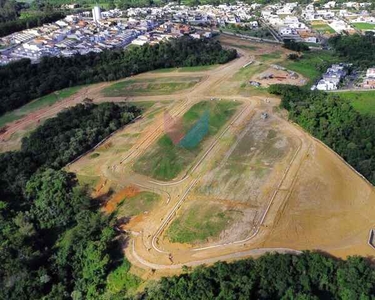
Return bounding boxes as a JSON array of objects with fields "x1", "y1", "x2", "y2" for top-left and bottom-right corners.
[{"x1": 92, "y1": 6, "x2": 101, "y2": 23}]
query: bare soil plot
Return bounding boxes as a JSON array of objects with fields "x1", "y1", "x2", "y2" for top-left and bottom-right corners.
[
  {"x1": 252, "y1": 67, "x2": 307, "y2": 87},
  {"x1": 102, "y1": 76, "x2": 203, "y2": 97},
  {"x1": 164, "y1": 112, "x2": 299, "y2": 245},
  {"x1": 263, "y1": 141, "x2": 375, "y2": 258}
]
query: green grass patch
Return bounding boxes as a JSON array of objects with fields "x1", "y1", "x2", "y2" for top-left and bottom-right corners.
[
  {"x1": 76, "y1": 174, "x2": 100, "y2": 189},
  {"x1": 281, "y1": 51, "x2": 338, "y2": 85},
  {"x1": 117, "y1": 191, "x2": 160, "y2": 217},
  {"x1": 352, "y1": 23, "x2": 375, "y2": 31},
  {"x1": 234, "y1": 63, "x2": 269, "y2": 81},
  {"x1": 0, "y1": 86, "x2": 83, "y2": 128},
  {"x1": 258, "y1": 51, "x2": 282, "y2": 62},
  {"x1": 133, "y1": 100, "x2": 240, "y2": 181},
  {"x1": 102, "y1": 77, "x2": 202, "y2": 97},
  {"x1": 167, "y1": 203, "x2": 239, "y2": 244},
  {"x1": 311, "y1": 23, "x2": 336, "y2": 34},
  {"x1": 89, "y1": 153, "x2": 100, "y2": 159},
  {"x1": 335, "y1": 90, "x2": 375, "y2": 115}
]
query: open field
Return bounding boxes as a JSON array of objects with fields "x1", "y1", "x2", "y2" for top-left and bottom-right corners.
[
  {"x1": 311, "y1": 22, "x2": 336, "y2": 34},
  {"x1": 352, "y1": 22, "x2": 375, "y2": 31},
  {"x1": 336, "y1": 90, "x2": 375, "y2": 115},
  {"x1": 0, "y1": 86, "x2": 83, "y2": 128},
  {"x1": 133, "y1": 100, "x2": 240, "y2": 181},
  {"x1": 102, "y1": 76, "x2": 203, "y2": 97},
  {"x1": 3, "y1": 35, "x2": 375, "y2": 278}
]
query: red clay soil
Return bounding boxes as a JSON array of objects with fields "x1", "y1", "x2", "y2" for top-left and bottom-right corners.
[{"x1": 104, "y1": 185, "x2": 140, "y2": 213}]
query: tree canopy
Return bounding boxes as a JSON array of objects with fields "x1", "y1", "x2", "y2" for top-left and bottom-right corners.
[{"x1": 143, "y1": 252, "x2": 375, "y2": 299}]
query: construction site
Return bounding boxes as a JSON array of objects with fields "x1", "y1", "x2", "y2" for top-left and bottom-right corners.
[{"x1": 1, "y1": 35, "x2": 375, "y2": 281}]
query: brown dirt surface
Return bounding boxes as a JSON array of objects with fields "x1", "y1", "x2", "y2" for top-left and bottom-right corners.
[{"x1": 104, "y1": 185, "x2": 140, "y2": 213}]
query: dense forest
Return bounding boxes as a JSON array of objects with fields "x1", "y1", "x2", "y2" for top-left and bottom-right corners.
[
  {"x1": 329, "y1": 33, "x2": 375, "y2": 69},
  {"x1": 0, "y1": 0, "x2": 20, "y2": 22},
  {"x1": 0, "y1": 37, "x2": 236, "y2": 116},
  {"x1": 0, "y1": 11, "x2": 65, "y2": 37},
  {"x1": 0, "y1": 102, "x2": 141, "y2": 299},
  {"x1": 144, "y1": 252, "x2": 375, "y2": 299},
  {"x1": 269, "y1": 84, "x2": 375, "y2": 185}
]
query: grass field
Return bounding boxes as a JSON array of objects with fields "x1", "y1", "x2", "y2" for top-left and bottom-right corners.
[
  {"x1": 282, "y1": 51, "x2": 338, "y2": 84},
  {"x1": 167, "y1": 201, "x2": 239, "y2": 244},
  {"x1": 0, "y1": 86, "x2": 83, "y2": 128},
  {"x1": 311, "y1": 23, "x2": 336, "y2": 34},
  {"x1": 352, "y1": 23, "x2": 375, "y2": 31},
  {"x1": 117, "y1": 192, "x2": 160, "y2": 217},
  {"x1": 102, "y1": 77, "x2": 202, "y2": 97},
  {"x1": 258, "y1": 51, "x2": 282, "y2": 62},
  {"x1": 133, "y1": 100, "x2": 240, "y2": 181},
  {"x1": 336, "y1": 91, "x2": 375, "y2": 115}
]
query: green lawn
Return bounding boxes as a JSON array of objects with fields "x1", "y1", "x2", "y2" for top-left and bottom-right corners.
[
  {"x1": 0, "y1": 86, "x2": 83, "y2": 128},
  {"x1": 102, "y1": 77, "x2": 202, "y2": 97},
  {"x1": 167, "y1": 202, "x2": 239, "y2": 244},
  {"x1": 311, "y1": 23, "x2": 336, "y2": 34},
  {"x1": 133, "y1": 100, "x2": 240, "y2": 181},
  {"x1": 282, "y1": 51, "x2": 338, "y2": 85},
  {"x1": 117, "y1": 192, "x2": 160, "y2": 217},
  {"x1": 352, "y1": 23, "x2": 375, "y2": 31},
  {"x1": 336, "y1": 91, "x2": 375, "y2": 115}
]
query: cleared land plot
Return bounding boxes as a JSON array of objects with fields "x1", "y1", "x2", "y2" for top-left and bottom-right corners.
[
  {"x1": 216, "y1": 63, "x2": 270, "y2": 97},
  {"x1": 117, "y1": 191, "x2": 161, "y2": 217},
  {"x1": 311, "y1": 22, "x2": 336, "y2": 34},
  {"x1": 165, "y1": 113, "x2": 298, "y2": 245},
  {"x1": 252, "y1": 67, "x2": 306, "y2": 87},
  {"x1": 133, "y1": 100, "x2": 240, "y2": 181},
  {"x1": 263, "y1": 141, "x2": 375, "y2": 258},
  {"x1": 0, "y1": 86, "x2": 83, "y2": 128},
  {"x1": 102, "y1": 76, "x2": 202, "y2": 97},
  {"x1": 336, "y1": 90, "x2": 375, "y2": 115},
  {"x1": 352, "y1": 23, "x2": 375, "y2": 31}
]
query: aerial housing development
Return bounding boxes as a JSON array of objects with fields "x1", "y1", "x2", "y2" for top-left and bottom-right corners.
[{"x1": 3, "y1": 1, "x2": 375, "y2": 298}]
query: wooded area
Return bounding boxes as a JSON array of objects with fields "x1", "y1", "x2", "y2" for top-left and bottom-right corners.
[
  {"x1": 0, "y1": 103, "x2": 141, "y2": 299},
  {"x1": 329, "y1": 33, "x2": 375, "y2": 69},
  {"x1": 0, "y1": 37, "x2": 236, "y2": 116},
  {"x1": 144, "y1": 252, "x2": 375, "y2": 299}
]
